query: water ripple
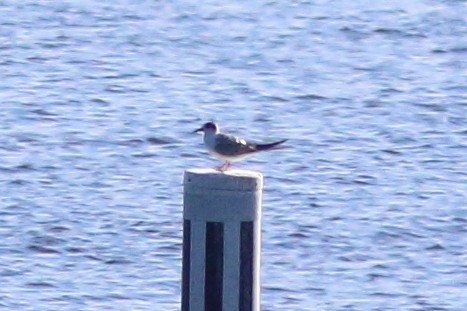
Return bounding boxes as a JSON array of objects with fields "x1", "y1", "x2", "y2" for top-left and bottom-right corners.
[{"x1": 1, "y1": 0, "x2": 466, "y2": 310}]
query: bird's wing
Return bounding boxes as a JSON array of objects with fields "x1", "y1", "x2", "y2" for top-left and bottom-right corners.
[{"x1": 214, "y1": 133, "x2": 256, "y2": 156}]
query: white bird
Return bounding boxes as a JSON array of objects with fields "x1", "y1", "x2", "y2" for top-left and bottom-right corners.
[{"x1": 194, "y1": 122, "x2": 287, "y2": 171}]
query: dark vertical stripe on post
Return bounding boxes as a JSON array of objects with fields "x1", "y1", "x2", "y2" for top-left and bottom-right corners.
[
  {"x1": 239, "y1": 221, "x2": 254, "y2": 311},
  {"x1": 204, "y1": 222, "x2": 224, "y2": 311},
  {"x1": 182, "y1": 220, "x2": 191, "y2": 311}
]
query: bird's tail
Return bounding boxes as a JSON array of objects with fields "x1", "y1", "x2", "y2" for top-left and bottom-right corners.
[{"x1": 255, "y1": 139, "x2": 287, "y2": 151}]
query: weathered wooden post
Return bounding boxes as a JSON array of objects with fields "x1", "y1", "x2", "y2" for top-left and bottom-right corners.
[{"x1": 182, "y1": 168, "x2": 263, "y2": 311}]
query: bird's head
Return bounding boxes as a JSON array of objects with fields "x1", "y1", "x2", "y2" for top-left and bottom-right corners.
[{"x1": 193, "y1": 122, "x2": 219, "y2": 134}]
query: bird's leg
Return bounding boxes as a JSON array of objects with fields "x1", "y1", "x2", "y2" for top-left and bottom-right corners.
[
  {"x1": 217, "y1": 161, "x2": 231, "y2": 172},
  {"x1": 217, "y1": 161, "x2": 227, "y2": 171}
]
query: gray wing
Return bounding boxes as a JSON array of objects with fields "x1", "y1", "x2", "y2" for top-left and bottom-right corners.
[{"x1": 214, "y1": 133, "x2": 256, "y2": 156}]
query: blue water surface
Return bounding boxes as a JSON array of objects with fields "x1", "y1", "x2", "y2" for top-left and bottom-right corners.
[{"x1": 1, "y1": 0, "x2": 466, "y2": 310}]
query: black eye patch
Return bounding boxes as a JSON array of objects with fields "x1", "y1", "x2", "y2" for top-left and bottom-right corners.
[{"x1": 204, "y1": 122, "x2": 216, "y2": 130}]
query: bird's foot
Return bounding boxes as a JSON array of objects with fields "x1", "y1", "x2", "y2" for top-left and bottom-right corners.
[{"x1": 217, "y1": 161, "x2": 231, "y2": 172}]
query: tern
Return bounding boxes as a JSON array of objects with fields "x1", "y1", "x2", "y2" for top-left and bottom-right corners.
[{"x1": 194, "y1": 121, "x2": 287, "y2": 171}]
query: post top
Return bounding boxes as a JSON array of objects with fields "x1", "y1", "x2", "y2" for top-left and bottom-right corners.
[{"x1": 184, "y1": 168, "x2": 263, "y2": 191}]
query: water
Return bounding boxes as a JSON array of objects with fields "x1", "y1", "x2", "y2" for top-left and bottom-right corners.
[{"x1": 1, "y1": 0, "x2": 466, "y2": 310}]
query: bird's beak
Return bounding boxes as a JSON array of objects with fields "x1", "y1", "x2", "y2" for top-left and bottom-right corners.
[{"x1": 193, "y1": 127, "x2": 203, "y2": 133}]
